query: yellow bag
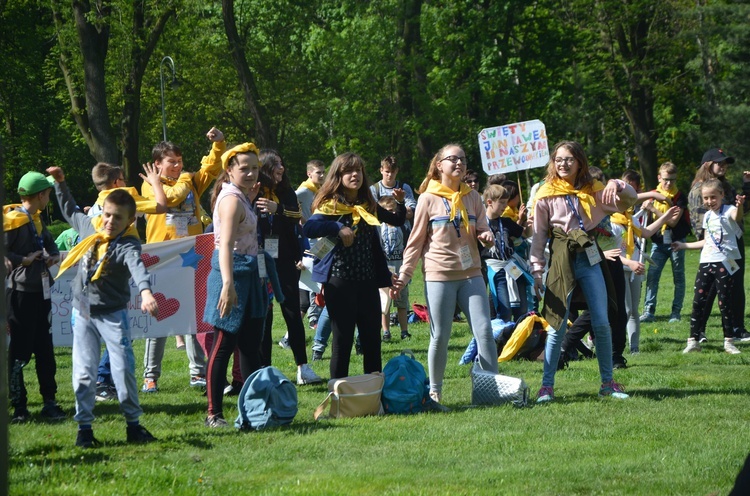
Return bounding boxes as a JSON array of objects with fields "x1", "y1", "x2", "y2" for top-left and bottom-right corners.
[{"x1": 313, "y1": 373, "x2": 384, "y2": 420}]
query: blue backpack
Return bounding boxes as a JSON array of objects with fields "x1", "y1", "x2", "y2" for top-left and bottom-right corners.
[
  {"x1": 382, "y1": 351, "x2": 429, "y2": 414},
  {"x1": 235, "y1": 366, "x2": 298, "y2": 430}
]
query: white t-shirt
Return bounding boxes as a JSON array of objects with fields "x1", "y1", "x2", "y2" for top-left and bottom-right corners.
[{"x1": 700, "y1": 205, "x2": 741, "y2": 263}]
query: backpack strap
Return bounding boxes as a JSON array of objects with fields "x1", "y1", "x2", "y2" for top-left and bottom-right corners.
[{"x1": 314, "y1": 392, "x2": 334, "y2": 420}]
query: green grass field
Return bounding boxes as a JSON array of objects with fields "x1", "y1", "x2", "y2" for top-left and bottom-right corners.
[{"x1": 8, "y1": 249, "x2": 750, "y2": 495}]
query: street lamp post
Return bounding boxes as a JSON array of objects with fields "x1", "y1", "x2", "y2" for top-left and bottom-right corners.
[{"x1": 159, "y1": 56, "x2": 177, "y2": 142}]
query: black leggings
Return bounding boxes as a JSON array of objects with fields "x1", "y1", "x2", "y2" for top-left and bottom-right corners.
[
  {"x1": 690, "y1": 262, "x2": 735, "y2": 339},
  {"x1": 269, "y1": 259, "x2": 308, "y2": 365},
  {"x1": 206, "y1": 314, "x2": 264, "y2": 417},
  {"x1": 324, "y1": 276, "x2": 382, "y2": 379},
  {"x1": 696, "y1": 237, "x2": 746, "y2": 335}
]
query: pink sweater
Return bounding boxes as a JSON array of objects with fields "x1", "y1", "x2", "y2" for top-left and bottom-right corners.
[
  {"x1": 401, "y1": 189, "x2": 489, "y2": 282},
  {"x1": 530, "y1": 180, "x2": 637, "y2": 275}
]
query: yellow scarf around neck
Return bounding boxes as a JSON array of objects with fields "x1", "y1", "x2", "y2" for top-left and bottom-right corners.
[
  {"x1": 610, "y1": 208, "x2": 642, "y2": 258},
  {"x1": 534, "y1": 178, "x2": 605, "y2": 220},
  {"x1": 299, "y1": 179, "x2": 319, "y2": 194},
  {"x1": 502, "y1": 206, "x2": 519, "y2": 222},
  {"x1": 425, "y1": 179, "x2": 472, "y2": 231},
  {"x1": 261, "y1": 186, "x2": 280, "y2": 205},
  {"x1": 3, "y1": 204, "x2": 42, "y2": 235},
  {"x1": 654, "y1": 184, "x2": 677, "y2": 233},
  {"x1": 313, "y1": 198, "x2": 380, "y2": 228},
  {"x1": 57, "y1": 216, "x2": 139, "y2": 281}
]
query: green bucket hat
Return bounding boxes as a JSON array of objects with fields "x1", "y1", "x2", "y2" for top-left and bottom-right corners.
[{"x1": 18, "y1": 172, "x2": 55, "y2": 196}]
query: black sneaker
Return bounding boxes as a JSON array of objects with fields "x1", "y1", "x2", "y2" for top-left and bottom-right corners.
[
  {"x1": 11, "y1": 407, "x2": 31, "y2": 424},
  {"x1": 75, "y1": 428, "x2": 101, "y2": 448},
  {"x1": 382, "y1": 331, "x2": 392, "y2": 342},
  {"x1": 698, "y1": 332, "x2": 708, "y2": 344},
  {"x1": 126, "y1": 424, "x2": 157, "y2": 444},
  {"x1": 40, "y1": 403, "x2": 66, "y2": 421},
  {"x1": 401, "y1": 330, "x2": 412, "y2": 340},
  {"x1": 738, "y1": 331, "x2": 750, "y2": 342},
  {"x1": 96, "y1": 383, "x2": 117, "y2": 402},
  {"x1": 612, "y1": 358, "x2": 628, "y2": 370},
  {"x1": 311, "y1": 350, "x2": 324, "y2": 361}
]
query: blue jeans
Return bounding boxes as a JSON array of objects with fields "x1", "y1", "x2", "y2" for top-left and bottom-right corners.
[
  {"x1": 643, "y1": 240, "x2": 685, "y2": 316},
  {"x1": 542, "y1": 252, "x2": 613, "y2": 387},
  {"x1": 97, "y1": 349, "x2": 112, "y2": 385},
  {"x1": 490, "y1": 267, "x2": 528, "y2": 322},
  {"x1": 312, "y1": 306, "x2": 332, "y2": 352}
]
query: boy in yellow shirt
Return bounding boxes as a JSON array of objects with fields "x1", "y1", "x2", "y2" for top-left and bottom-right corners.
[{"x1": 141, "y1": 127, "x2": 225, "y2": 392}]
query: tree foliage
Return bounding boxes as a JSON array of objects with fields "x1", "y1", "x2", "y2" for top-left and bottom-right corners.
[{"x1": 1, "y1": 0, "x2": 747, "y2": 204}]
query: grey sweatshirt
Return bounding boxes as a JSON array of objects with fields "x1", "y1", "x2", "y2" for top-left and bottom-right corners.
[
  {"x1": 5, "y1": 207, "x2": 59, "y2": 293},
  {"x1": 55, "y1": 181, "x2": 152, "y2": 315}
]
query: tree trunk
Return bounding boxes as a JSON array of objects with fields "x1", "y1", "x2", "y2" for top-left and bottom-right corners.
[
  {"x1": 70, "y1": 0, "x2": 119, "y2": 164},
  {"x1": 622, "y1": 87, "x2": 659, "y2": 188},
  {"x1": 395, "y1": 0, "x2": 431, "y2": 170},
  {"x1": 221, "y1": 0, "x2": 273, "y2": 148},
  {"x1": 120, "y1": 5, "x2": 175, "y2": 182}
]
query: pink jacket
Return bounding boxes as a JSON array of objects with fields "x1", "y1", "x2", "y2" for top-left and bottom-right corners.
[{"x1": 530, "y1": 180, "x2": 637, "y2": 275}]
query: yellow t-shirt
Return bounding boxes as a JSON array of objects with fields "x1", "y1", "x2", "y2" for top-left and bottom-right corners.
[{"x1": 142, "y1": 141, "x2": 225, "y2": 242}]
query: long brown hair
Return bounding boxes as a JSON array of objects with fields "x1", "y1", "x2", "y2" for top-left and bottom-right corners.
[
  {"x1": 692, "y1": 161, "x2": 732, "y2": 201},
  {"x1": 417, "y1": 143, "x2": 464, "y2": 194},
  {"x1": 543, "y1": 140, "x2": 593, "y2": 189},
  {"x1": 311, "y1": 152, "x2": 377, "y2": 212}
]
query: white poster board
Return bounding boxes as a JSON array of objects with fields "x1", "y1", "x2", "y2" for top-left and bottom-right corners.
[{"x1": 477, "y1": 119, "x2": 550, "y2": 175}]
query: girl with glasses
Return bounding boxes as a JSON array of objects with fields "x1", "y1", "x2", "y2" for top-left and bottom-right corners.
[
  {"x1": 530, "y1": 141, "x2": 637, "y2": 403},
  {"x1": 392, "y1": 143, "x2": 497, "y2": 408}
]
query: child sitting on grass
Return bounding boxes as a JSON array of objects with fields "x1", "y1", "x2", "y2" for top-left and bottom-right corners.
[
  {"x1": 48, "y1": 166, "x2": 160, "y2": 448},
  {"x1": 672, "y1": 178, "x2": 745, "y2": 355}
]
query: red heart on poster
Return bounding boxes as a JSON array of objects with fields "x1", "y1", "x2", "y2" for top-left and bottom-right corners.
[
  {"x1": 141, "y1": 253, "x2": 160, "y2": 268},
  {"x1": 153, "y1": 293, "x2": 180, "y2": 321}
]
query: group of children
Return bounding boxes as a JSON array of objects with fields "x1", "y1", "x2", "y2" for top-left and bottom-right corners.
[{"x1": 5, "y1": 134, "x2": 748, "y2": 442}]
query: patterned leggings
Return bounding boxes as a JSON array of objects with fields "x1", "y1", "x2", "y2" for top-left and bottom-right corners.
[{"x1": 690, "y1": 262, "x2": 735, "y2": 339}]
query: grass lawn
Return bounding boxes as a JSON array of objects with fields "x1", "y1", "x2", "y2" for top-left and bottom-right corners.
[{"x1": 8, "y1": 248, "x2": 750, "y2": 495}]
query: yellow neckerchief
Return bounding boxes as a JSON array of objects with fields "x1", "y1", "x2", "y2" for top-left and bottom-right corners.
[
  {"x1": 654, "y1": 183, "x2": 677, "y2": 233},
  {"x1": 313, "y1": 198, "x2": 380, "y2": 227},
  {"x1": 3, "y1": 204, "x2": 42, "y2": 234},
  {"x1": 425, "y1": 179, "x2": 472, "y2": 231},
  {"x1": 56, "y1": 216, "x2": 138, "y2": 281},
  {"x1": 261, "y1": 186, "x2": 280, "y2": 205},
  {"x1": 502, "y1": 205, "x2": 519, "y2": 222},
  {"x1": 534, "y1": 178, "x2": 605, "y2": 220},
  {"x1": 611, "y1": 207, "x2": 642, "y2": 258},
  {"x1": 299, "y1": 179, "x2": 319, "y2": 194}
]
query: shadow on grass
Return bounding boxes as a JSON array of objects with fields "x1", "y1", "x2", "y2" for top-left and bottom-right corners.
[
  {"x1": 10, "y1": 445, "x2": 112, "y2": 466},
  {"x1": 632, "y1": 387, "x2": 750, "y2": 401}
]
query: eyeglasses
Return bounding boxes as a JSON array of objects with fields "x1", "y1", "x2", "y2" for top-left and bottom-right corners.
[
  {"x1": 440, "y1": 155, "x2": 467, "y2": 165},
  {"x1": 554, "y1": 157, "x2": 576, "y2": 165}
]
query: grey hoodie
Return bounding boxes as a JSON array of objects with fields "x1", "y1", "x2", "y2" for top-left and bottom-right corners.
[{"x1": 55, "y1": 181, "x2": 152, "y2": 316}]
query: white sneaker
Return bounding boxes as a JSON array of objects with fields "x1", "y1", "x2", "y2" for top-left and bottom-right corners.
[
  {"x1": 724, "y1": 338, "x2": 741, "y2": 355},
  {"x1": 682, "y1": 338, "x2": 701, "y2": 353},
  {"x1": 297, "y1": 364, "x2": 323, "y2": 385}
]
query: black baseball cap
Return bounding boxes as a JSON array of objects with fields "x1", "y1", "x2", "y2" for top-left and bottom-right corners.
[{"x1": 700, "y1": 148, "x2": 735, "y2": 167}]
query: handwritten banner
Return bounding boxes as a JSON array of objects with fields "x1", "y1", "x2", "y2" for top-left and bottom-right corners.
[
  {"x1": 477, "y1": 119, "x2": 549, "y2": 174},
  {"x1": 50, "y1": 233, "x2": 216, "y2": 347}
]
